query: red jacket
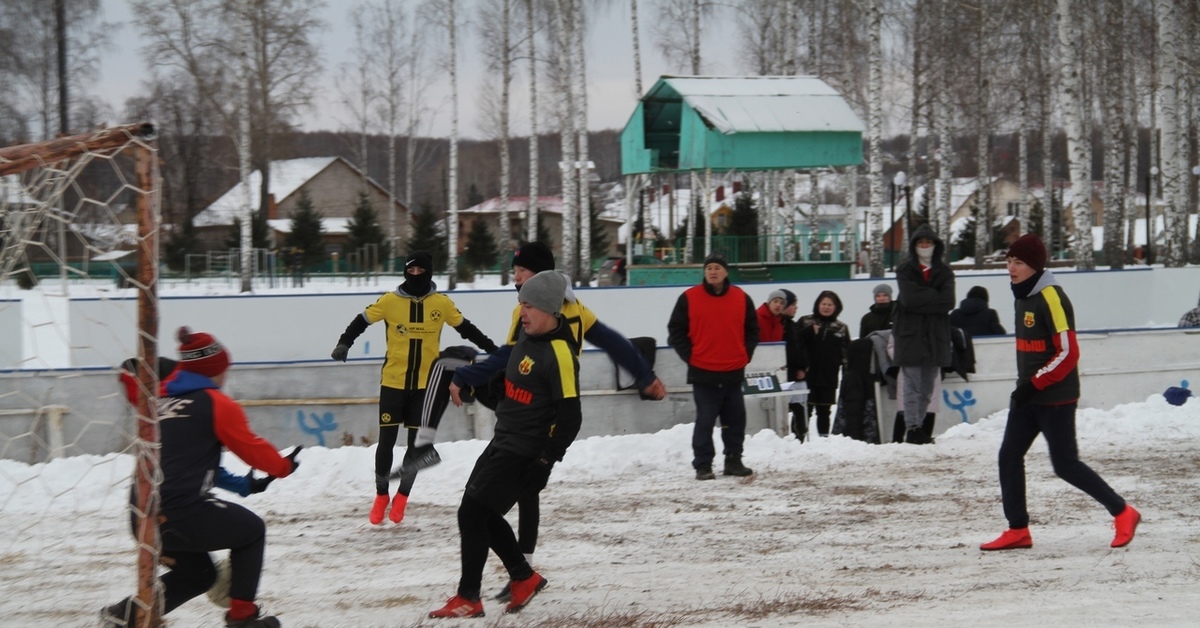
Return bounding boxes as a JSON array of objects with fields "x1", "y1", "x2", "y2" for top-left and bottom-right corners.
[{"x1": 756, "y1": 303, "x2": 784, "y2": 342}]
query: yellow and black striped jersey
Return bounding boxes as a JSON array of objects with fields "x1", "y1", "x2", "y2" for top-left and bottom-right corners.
[{"x1": 365, "y1": 291, "x2": 467, "y2": 390}]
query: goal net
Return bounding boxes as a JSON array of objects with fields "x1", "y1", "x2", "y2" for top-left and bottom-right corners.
[{"x1": 0, "y1": 123, "x2": 164, "y2": 626}]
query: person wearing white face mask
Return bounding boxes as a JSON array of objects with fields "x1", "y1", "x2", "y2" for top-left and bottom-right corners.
[{"x1": 891, "y1": 225, "x2": 955, "y2": 444}]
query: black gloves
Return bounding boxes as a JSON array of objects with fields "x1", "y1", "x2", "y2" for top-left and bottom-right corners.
[
  {"x1": 247, "y1": 473, "x2": 275, "y2": 494},
  {"x1": 1010, "y1": 379, "x2": 1037, "y2": 408},
  {"x1": 283, "y1": 446, "x2": 302, "y2": 475},
  {"x1": 331, "y1": 344, "x2": 350, "y2": 362}
]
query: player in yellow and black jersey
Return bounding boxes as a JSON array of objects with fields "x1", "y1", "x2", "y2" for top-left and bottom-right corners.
[{"x1": 330, "y1": 250, "x2": 498, "y2": 526}]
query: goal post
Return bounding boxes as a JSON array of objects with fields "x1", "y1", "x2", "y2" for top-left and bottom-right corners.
[{"x1": 1, "y1": 123, "x2": 164, "y2": 627}]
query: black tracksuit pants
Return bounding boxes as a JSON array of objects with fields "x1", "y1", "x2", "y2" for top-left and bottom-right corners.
[{"x1": 998, "y1": 403, "x2": 1126, "y2": 529}]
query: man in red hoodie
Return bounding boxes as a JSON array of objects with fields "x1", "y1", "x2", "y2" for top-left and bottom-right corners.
[
  {"x1": 103, "y1": 328, "x2": 300, "y2": 628},
  {"x1": 668, "y1": 253, "x2": 759, "y2": 480}
]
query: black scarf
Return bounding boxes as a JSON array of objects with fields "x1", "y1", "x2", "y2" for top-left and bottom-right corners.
[{"x1": 1010, "y1": 270, "x2": 1044, "y2": 300}]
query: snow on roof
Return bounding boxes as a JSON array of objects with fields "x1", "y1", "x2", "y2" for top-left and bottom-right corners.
[
  {"x1": 657, "y1": 76, "x2": 865, "y2": 135},
  {"x1": 195, "y1": 157, "x2": 340, "y2": 227},
  {"x1": 459, "y1": 196, "x2": 564, "y2": 215},
  {"x1": 267, "y1": 217, "x2": 354, "y2": 235}
]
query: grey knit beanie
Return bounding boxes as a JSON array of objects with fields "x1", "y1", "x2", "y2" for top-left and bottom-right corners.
[
  {"x1": 519, "y1": 270, "x2": 568, "y2": 316},
  {"x1": 767, "y1": 289, "x2": 787, "y2": 304},
  {"x1": 872, "y1": 283, "x2": 893, "y2": 298}
]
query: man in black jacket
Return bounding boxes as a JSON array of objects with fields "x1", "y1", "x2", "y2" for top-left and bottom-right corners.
[
  {"x1": 949, "y1": 285, "x2": 1006, "y2": 337},
  {"x1": 430, "y1": 270, "x2": 579, "y2": 618}
]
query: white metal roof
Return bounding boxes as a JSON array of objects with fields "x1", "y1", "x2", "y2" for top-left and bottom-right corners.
[{"x1": 658, "y1": 76, "x2": 865, "y2": 135}]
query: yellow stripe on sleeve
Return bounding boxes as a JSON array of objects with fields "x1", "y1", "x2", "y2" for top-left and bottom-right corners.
[
  {"x1": 1042, "y1": 286, "x2": 1069, "y2": 333},
  {"x1": 551, "y1": 339, "x2": 578, "y2": 398}
]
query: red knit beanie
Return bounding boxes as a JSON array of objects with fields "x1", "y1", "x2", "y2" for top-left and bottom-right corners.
[
  {"x1": 1005, "y1": 233, "x2": 1047, "y2": 272},
  {"x1": 176, "y1": 326, "x2": 230, "y2": 378}
]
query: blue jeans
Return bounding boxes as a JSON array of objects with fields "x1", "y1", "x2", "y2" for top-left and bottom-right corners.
[{"x1": 691, "y1": 381, "x2": 747, "y2": 469}]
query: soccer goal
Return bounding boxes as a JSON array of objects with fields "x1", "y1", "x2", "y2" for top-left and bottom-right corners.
[{"x1": 0, "y1": 123, "x2": 165, "y2": 626}]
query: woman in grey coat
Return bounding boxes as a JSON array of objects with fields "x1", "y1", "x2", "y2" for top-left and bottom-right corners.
[{"x1": 891, "y1": 225, "x2": 955, "y2": 444}]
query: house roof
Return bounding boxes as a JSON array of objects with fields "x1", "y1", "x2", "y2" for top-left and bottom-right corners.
[
  {"x1": 651, "y1": 76, "x2": 866, "y2": 135},
  {"x1": 195, "y1": 157, "x2": 399, "y2": 227},
  {"x1": 267, "y1": 217, "x2": 354, "y2": 235},
  {"x1": 460, "y1": 196, "x2": 624, "y2": 223}
]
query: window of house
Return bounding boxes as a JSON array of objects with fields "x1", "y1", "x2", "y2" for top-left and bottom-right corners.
[{"x1": 1006, "y1": 202, "x2": 1019, "y2": 216}]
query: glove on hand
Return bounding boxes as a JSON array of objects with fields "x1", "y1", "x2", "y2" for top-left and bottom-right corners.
[
  {"x1": 247, "y1": 473, "x2": 275, "y2": 494},
  {"x1": 284, "y1": 446, "x2": 302, "y2": 474},
  {"x1": 1010, "y1": 379, "x2": 1037, "y2": 408},
  {"x1": 331, "y1": 344, "x2": 350, "y2": 362}
]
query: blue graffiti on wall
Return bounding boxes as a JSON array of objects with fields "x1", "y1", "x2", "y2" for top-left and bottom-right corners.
[
  {"x1": 297, "y1": 410, "x2": 339, "y2": 446},
  {"x1": 943, "y1": 389, "x2": 977, "y2": 423}
]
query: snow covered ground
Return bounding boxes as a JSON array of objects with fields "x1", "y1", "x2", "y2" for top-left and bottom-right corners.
[{"x1": 2, "y1": 395, "x2": 1198, "y2": 627}]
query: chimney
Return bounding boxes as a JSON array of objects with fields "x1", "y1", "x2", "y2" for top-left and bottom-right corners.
[{"x1": 267, "y1": 193, "x2": 278, "y2": 220}]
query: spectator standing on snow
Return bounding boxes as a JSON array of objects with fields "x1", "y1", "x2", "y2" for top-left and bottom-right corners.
[
  {"x1": 668, "y1": 252, "x2": 759, "y2": 480},
  {"x1": 859, "y1": 283, "x2": 896, "y2": 338},
  {"x1": 329, "y1": 250, "x2": 498, "y2": 526},
  {"x1": 891, "y1": 225, "x2": 955, "y2": 445},
  {"x1": 795, "y1": 290, "x2": 850, "y2": 437},
  {"x1": 980, "y1": 233, "x2": 1140, "y2": 551},
  {"x1": 950, "y1": 286, "x2": 1007, "y2": 337},
  {"x1": 103, "y1": 328, "x2": 301, "y2": 628},
  {"x1": 756, "y1": 289, "x2": 789, "y2": 342}
]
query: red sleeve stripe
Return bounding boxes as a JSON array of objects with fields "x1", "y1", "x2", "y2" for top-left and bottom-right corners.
[{"x1": 1034, "y1": 329, "x2": 1078, "y2": 388}]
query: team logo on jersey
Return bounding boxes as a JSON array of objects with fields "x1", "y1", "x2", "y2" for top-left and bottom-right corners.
[
  {"x1": 381, "y1": 412, "x2": 393, "y2": 424},
  {"x1": 395, "y1": 323, "x2": 407, "y2": 335},
  {"x1": 1023, "y1": 311, "x2": 1035, "y2": 328},
  {"x1": 519, "y1": 355, "x2": 534, "y2": 375},
  {"x1": 430, "y1": 309, "x2": 443, "y2": 322}
]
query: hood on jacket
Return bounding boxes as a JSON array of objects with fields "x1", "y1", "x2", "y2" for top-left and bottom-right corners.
[
  {"x1": 956, "y1": 296, "x2": 987, "y2": 314},
  {"x1": 908, "y1": 224, "x2": 945, "y2": 266}
]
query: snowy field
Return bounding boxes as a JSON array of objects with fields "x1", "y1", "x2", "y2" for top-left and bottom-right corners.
[{"x1": 2, "y1": 396, "x2": 1199, "y2": 627}]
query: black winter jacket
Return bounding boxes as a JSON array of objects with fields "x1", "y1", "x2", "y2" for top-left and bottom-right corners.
[
  {"x1": 949, "y1": 297, "x2": 1006, "y2": 337},
  {"x1": 892, "y1": 225, "x2": 955, "y2": 367}
]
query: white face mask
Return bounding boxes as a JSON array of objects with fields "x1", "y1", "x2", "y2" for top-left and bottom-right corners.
[{"x1": 916, "y1": 245, "x2": 934, "y2": 264}]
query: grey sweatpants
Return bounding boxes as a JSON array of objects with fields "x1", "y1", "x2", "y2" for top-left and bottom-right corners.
[{"x1": 900, "y1": 364, "x2": 938, "y2": 430}]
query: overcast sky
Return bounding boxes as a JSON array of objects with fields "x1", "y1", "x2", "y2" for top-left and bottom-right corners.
[{"x1": 96, "y1": 0, "x2": 741, "y2": 140}]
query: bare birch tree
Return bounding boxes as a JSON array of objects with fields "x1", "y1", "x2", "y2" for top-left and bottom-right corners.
[
  {"x1": 1156, "y1": 0, "x2": 1185, "y2": 266},
  {"x1": 867, "y1": 0, "x2": 884, "y2": 277},
  {"x1": 478, "y1": 0, "x2": 517, "y2": 284}
]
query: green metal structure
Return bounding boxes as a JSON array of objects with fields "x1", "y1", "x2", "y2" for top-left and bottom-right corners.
[{"x1": 620, "y1": 76, "x2": 865, "y2": 175}]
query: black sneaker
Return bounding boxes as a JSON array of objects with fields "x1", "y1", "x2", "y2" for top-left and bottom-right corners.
[
  {"x1": 494, "y1": 581, "x2": 512, "y2": 602},
  {"x1": 905, "y1": 427, "x2": 931, "y2": 445},
  {"x1": 695, "y1": 465, "x2": 716, "y2": 481},
  {"x1": 100, "y1": 598, "x2": 131, "y2": 627},
  {"x1": 723, "y1": 456, "x2": 753, "y2": 477}
]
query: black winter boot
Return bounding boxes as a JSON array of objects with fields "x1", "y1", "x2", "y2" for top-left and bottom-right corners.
[
  {"x1": 892, "y1": 412, "x2": 906, "y2": 443},
  {"x1": 695, "y1": 465, "x2": 716, "y2": 480},
  {"x1": 921, "y1": 413, "x2": 937, "y2": 444},
  {"x1": 789, "y1": 403, "x2": 808, "y2": 442},
  {"x1": 722, "y1": 455, "x2": 753, "y2": 477}
]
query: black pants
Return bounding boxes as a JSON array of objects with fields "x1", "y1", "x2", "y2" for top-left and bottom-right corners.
[
  {"x1": 998, "y1": 403, "x2": 1126, "y2": 529},
  {"x1": 456, "y1": 444, "x2": 546, "y2": 599},
  {"x1": 806, "y1": 385, "x2": 836, "y2": 436},
  {"x1": 375, "y1": 386, "x2": 425, "y2": 495},
  {"x1": 145, "y1": 498, "x2": 267, "y2": 613},
  {"x1": 690, "y1": 381, "x2": 747, "y2": 468}
]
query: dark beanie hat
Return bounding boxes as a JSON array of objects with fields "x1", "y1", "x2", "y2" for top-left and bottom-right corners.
[
  {"x1": 1006, "y1": 234, "x2": 1047, "y2": 272},
  {"x1": 703, "y1": 252, "x2": 729, "y2": 270},
  {"x1": 780, "y1": 289, "x2": 797, "y2": 308},
  {"x1": 512, "y1": 241, "x2": 555, "y2": 273},
  {"x1": 405, "y1": 250, "x2": 434, "y2": 272},
  {"x1": 967, "y1": 286, "x2": 989, "y2": 302},
  {"x1": 177, "y1": 326, "x2": 230, "y2": 378}
]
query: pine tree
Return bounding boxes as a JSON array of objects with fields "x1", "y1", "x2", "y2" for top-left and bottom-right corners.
[
  {"x1": 586, "y1": 199, "x2": 611, "y2": 261},
  {"x1": 407, "y1": 203, "x2": 449, "y2": 271},
  {"x1": 284, "y1": 189, "x2": 326, "y2": 267},
  {"x1": 164, "y1": 215, "x2": 199, "y2": 272},
  {"x1": 1027, "y1": 200, "x2": 1045, "y2": 239},
  {"x1": 462, "y1": 219, "x2": 499, "y2": 275},
  {"x1": 346, "y1": 191, "x2": 392, "y2": 266},
  {"x1": 224, "y1": 211, "x2": 270, "y2": 251},
  {"x1": 465, "y1": 182, "x2": 485, "y2": 208}
]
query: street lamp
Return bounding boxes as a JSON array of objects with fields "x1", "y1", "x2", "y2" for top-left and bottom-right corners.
[
  {"x1": 1147, "y1": 166, "x2": 1159, "y2": 265},
  {"x1": 890, "y1": 171, "x2": 907, "y2": 271}
]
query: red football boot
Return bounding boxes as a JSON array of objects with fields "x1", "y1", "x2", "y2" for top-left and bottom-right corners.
[{"x1": 980, "y1": 527, "x2": 1033, "y2": 551}]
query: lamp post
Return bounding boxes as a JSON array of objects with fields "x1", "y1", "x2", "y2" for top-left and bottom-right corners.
[
  {"x1": 1147, "y1": 166, "x2": 1159, "y2": 265},
  {"x1": 889, "y1": 171, "x2": 907, "y2": 271}
]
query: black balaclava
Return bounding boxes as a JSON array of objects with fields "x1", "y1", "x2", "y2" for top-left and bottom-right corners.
[{"x1": 401, "y1": 250, "x2": 434, "y2": 296}]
